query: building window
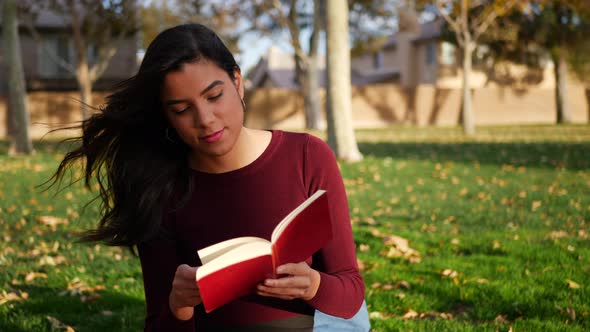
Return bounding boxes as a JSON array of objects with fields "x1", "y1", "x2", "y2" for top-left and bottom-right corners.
[
  {"x1": 373, "y1": 51, "x2": 384, "y2": 69},
  {"x1": 38, "y1": 35, "x2": 99, "y2": 78},
  {"x1": 38, "y1": 36, "x2": 73, "y2": 78},
  {"x1": 441, "y1": 41, "x2": 456, "y2": 66},
  {"x1": 426, "y1": 42, "x2": 437, "y2": 65}
]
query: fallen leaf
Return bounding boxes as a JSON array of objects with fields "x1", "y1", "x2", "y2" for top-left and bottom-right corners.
[
  {"x1": 396, "y1": 280, "x2": 411, "y2": 289},
  {"x1": 401, "y1": 309, "x2": 419, "y2": 320},
  {"x1": 566, "y1": 279, "x2": 581, "y2": 289},
  {"x1": 441, "y1": 269, "x2": 459, "y2": 278},
  {"x1": 25, "y1": 272, "x2": 48, "y2": 283},
  {"x1": 547, "y1": 231, "x2": 568, "y2": 239},
  {"x1": 0, "y1": 290, "x2": 28, "y2": 305},
  {"x1": 369, "y1": 311, "x2": 385, "y2": 319},
  {"x1": 37, "y1": 216, "x2": 69, "y2": 229},
  {"x1": 46, "y1": 316, "x2": 75, "y2": 332}
]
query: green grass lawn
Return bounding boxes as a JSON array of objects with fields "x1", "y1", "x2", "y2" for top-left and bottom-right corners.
[{"x1": 1, "y1": 125, "x2": 589, "y2": 331}]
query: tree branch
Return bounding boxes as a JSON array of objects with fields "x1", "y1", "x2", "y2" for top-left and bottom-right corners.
[
  {"x1": 436, "y1": 0, "x2": 465, "y2": 47},
  {"x1": 473, "y1": 0, "x2": 518, "y2": 42},
  {"x1": 270, "y1": 0, "x2": 309, "y2": 64},
  {"x1": 22, "y1": 14, "x2": 76, "y2": 74}
]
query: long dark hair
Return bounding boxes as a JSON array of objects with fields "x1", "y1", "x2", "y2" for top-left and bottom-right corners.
[{"x1": 48, "y1": 24, "x2": 240, "y2": 247}]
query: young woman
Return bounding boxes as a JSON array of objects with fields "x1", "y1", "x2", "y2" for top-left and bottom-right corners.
[{"x1": 51, "y1": 24, "x2": 367, "y2": 331}]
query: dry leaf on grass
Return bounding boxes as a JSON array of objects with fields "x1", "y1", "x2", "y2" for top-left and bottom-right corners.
[
  {"x1": 25, "y1": 272, "x2": 48, "y2": 283},
  {"x1": 369, "y1": 311, "x2": 385, "y2": 319},
  {"x1": 37, "y1": 216, "x2": 69, "y2": 227},
  {"x1": 441, "y1": 269, "x2": 459, "y2": 278},
  {"x1": 382, "y1": 235, "x2": 422, "y2": 263},
  {"x1": 566, "y1": 279, "x2": 581, "y2": 289},
  {"x1": 401, "y1": 309, "x2": 419, "y2": 320},
  {"x1": 0, "y1": 290, "x2": 28, "y2": 305},
  {"x1": 46, "y1": 316, "x2": 75, "y2": 332},
  {"x1": 547, "y1": 230, "x2": 568, "y2": 239}
]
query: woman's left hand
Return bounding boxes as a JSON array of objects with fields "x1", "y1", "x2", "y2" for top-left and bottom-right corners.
[{"x1": 256, "y1": 262, "x2": 321, "y2": 301}]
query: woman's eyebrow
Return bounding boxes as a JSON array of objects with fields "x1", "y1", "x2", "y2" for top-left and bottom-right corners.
[
  {"x1": 200, "y1": 80, "x2": 224, "y2": 96},
  {"x1": 163, "y1": 80, "x2": 224, "y2": 106}
]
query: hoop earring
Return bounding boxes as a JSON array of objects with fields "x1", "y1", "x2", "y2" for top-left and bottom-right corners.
[
  {"x1": 165, "y1": 127, "x2": 176, "y2": 143},
  {"x1": 241, "y1": 98, "x2": 246, "y2": 111}
]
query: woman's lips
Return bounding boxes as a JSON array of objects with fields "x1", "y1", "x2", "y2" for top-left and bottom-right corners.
[{"x1": 200, "y1": 129, "x2": 223, "y2": 143}]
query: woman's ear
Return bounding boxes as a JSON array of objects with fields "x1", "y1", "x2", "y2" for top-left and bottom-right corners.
[{"x1": 233, "y1": 68, "x2": 244, "y2": 100}]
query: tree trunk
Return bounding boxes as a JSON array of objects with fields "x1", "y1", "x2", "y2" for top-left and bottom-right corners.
[
  {"x1": 3, "y1": 0, "x2": 33, "y2": 154},
  {"x1": 77, "y1": 64, "x2": 93, "y2": 120},
  {"x1": 70, "y1": 0, "x2": 93, "y2": 120},
  {"x1": 325, "y1": 0, "x2": 362, "y2": 162},
  {"x1": 304, "y1": 0, "x2": 322, "y2": 130},
  {"x1": 585, "y1": 88, "x2": 590, "y2": 123},
  {"x1": 304, "y1": 55, "x2": 321, "y2": 129},
  {"x1": 462, "y1": 39, "x2": 475, "y2": 136},
  {"x1": 554, "y1": 52, "x2": 571, "y2": 124}
]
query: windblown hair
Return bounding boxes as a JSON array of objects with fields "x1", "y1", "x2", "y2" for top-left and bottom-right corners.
[{"x1": 48, "y1": 24, "x2": 240, "y2": 247}]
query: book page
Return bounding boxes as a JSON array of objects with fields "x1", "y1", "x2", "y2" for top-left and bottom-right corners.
[
  {"x1": 197, "y1": 241, "x2": 273, "y2": 279},
  {"x1": 198, "y1": 237, "x2": 269, "y2": 265}
]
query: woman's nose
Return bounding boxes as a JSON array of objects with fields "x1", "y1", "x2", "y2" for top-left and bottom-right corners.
[{"x1": 193, "y1": 106, "x2": 215, "y2": 128}]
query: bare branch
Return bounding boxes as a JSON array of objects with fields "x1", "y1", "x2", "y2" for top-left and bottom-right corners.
[
  {"x1": 436, "y1": 0, "x2": 465, "y2": 47},
  {"x1": 270, "y1": 0, "x2": 308, "y2": 64},
  {"x1": 473, "y1": 0, "x2": 518, "y2": 41},
  {"x1": 22, "y1": 15, "x2": 76, "y2": 74}
]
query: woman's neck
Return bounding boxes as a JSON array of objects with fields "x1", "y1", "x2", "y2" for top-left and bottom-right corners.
[{"x1": 189, "y1": 128, "x2": 271, "y2": 174}]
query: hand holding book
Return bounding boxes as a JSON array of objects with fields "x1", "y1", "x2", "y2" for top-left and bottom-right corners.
[
  {"x1": 169, "y1": 264, "x2": 201, "y2": 320},
  {"x1": 256, "y1": 261, "x2": 321, "y2": 301},
  {"x1": 195, "y1": 190, "x2": 332, "y2": 313}
]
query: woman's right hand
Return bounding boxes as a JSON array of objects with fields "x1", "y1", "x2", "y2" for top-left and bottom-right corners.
[{"x1": 169, "y1": 264, "x2": 201, "y2": 320}]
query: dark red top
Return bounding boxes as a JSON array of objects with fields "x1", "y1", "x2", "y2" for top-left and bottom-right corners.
[{"x1": 138, "y1": 130, "x2": 365, "y2": 331}]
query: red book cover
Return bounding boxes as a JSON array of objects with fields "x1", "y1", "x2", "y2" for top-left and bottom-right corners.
[{"x1": 196, "y1": 190, "x2": 332, "y2": 313}]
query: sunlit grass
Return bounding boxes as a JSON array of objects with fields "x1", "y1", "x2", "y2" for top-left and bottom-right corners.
[{"x1": 0, "y1": 125, "x2": 589, "y2": 331}]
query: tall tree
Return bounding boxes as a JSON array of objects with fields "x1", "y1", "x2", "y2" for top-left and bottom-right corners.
[
  {"x1": 480, "y1": 0, "x2": 590, "y2": 123},
  {"x1": 23, "y1": 0, "x2": 138, "y2": 119},
  {"x1": 325, "y1": 0, "x2": 362, "y2": 162},
  {"x1": 519, "y1": 1, "x2": 589, "y2": 123},
  {"x1": 140, "y1": 0, "x2": 240, "y2": 52},
  {"x1": 219, "y1": 0, "x2": 324, "y2": 130},
  {"x1": 435, "y1": 0, "x2": 518, "y2": 135},
  {"x1": 2, "y1": 0, "x2": 33, "y2": 154}
]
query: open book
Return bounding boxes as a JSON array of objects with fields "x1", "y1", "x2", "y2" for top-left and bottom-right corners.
[{"x1": 196, "y1": 190, "x2": 332, "y2": 313}]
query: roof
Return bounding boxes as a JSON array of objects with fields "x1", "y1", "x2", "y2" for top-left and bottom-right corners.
[
  {"x1": 0, "y1": 7, "x2": 72, "y2": 29},
  {"x1": 412, "y1": 19, "x2": 442, "y2": 43},
  {"x1": 382, "y1": 18, "x2": 442, "y2": 49}
]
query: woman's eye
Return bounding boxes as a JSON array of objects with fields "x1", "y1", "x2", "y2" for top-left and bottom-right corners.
[
  {"x1": 174, "y1": 106, "x2": 189, "y2": 114},
  {"x1": 208, "y1": 92, "x2": 223, "y2": 101}
]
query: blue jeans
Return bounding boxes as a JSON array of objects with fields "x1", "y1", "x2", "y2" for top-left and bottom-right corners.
[{"x1": 314, "y1": 300, "x2": 371, "y2": 332}]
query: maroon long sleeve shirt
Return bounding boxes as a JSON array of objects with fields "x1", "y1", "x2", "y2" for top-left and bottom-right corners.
[{"x1": 138, "y1": 130, "x2": 365, "y2": 331}]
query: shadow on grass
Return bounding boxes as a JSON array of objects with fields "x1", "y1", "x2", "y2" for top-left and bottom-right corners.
[
  {"x1": 2, "y1": 139, "x2": 589, "y2": 171},
  {"x1": 358, "y1": 142, "x2": 590, "y2": 171},
  {"x1": 0, "y1": 285, "x2": 145, "y2": 332}
]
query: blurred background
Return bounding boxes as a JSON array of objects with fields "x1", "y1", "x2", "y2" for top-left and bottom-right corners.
[
  {"x1": 1, "y1": 1, "x2": 589, "y2": 331},
  {"x1": 1, "y1": 0, "x2": 589, "y2": 147}
]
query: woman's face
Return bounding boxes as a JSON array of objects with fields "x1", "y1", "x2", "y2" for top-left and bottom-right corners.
[{"x1": 161, "y1": 60, "x2": 244, "y2": 163}]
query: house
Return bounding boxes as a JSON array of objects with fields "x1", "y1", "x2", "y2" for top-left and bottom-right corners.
[
  {"x1": 352, "y1": 18, "x2": 452, "y2": 88},
  {"x1": 245, "y1": 46, "x2": 399, "y2": 91},
  {"x1": 245, "y1": 12, "x2": 587, "y2": 129},
  {"x1": 0, "y1": 7, "x2": 138, "y2": 138}
]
